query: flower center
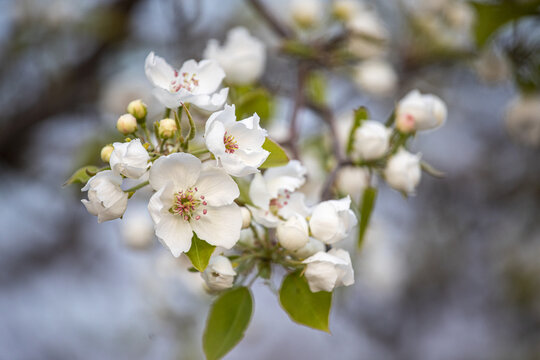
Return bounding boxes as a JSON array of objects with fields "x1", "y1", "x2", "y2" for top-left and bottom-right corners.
[
  {"x1": 170, "y1": 70, "x2": 199, "y2": 93},
  {"x1": 223, "y1": 131, "x2": 239, "y2": 154},
  {"x1": 169, "y1": 187, "x2": 208, "y2": 221},
  {"x1": 268, "y1": 190, "x2": 290, "y2": 215}
]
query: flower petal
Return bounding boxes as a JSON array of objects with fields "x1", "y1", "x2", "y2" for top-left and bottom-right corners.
[
  {"x1": 190, "y1": 88, "x2": 229, "y2": 111},
  {"x1": 249, "y1": 173, "x2": 271, "y2": 209},
  {"x1": 264, "y1": 160, "x2": 306, "y2": 197},
  {"x1": 149, "y1": 153, "x2": 201, "y2": 191},
  {"x1": 309, "y1": 201, "x2": 341, "y2": 244},
  {"x1": 194, "y1": 59, "x2": 225, "y2": 94},
  {"x1": 190, "y1": 204, "x2": 242, "y2": 249},
  {"x1": 155, "y1": 213, "x2": 193, "y2": 257},
  {"x1": 145, "y1": 52, "x2": 175, "y2": 90},
  {"x1": 195, "y1": 167, "x2": 239, "y2": 206}
]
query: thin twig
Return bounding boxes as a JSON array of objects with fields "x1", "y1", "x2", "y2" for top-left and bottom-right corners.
[
  {"x1": 285, "y1": 63, "x2": 308, "y2": 159},
  {"x1": 247, "y1": 0, "x2": 293, "y2": 39}
]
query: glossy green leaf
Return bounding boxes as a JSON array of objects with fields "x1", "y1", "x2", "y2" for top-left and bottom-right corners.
[
  {"x1": 471, "y1": 0, "x2": 540, "y2": 47},
  {"x1": 203, "y1": 287, "x2": 253, "y2": 360},
  {"x1": 279, "y1": 271, "x2": 332, "y2": 332},
  {"x1": 260, "y1": 138, "x2": 289, "y2": 168},
  {"x1": 346, "y1": 107, "x2": 370, "y2": 156},
  {"x1": 235, "y1": 87, "x2": 274, "y2": 124},
  {"x1": 63, "y1": 165, "x2": 99, "y2": 187},
  {"x1": 358, "y1": 186, "x2": 377, "y2": 248},
  {"x1": 185, "y1": 234, "x2": 215, "y2": 272}
]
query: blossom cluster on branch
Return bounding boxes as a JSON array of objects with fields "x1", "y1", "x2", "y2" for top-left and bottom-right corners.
[{"x1": 66, "y1": 4, "x2": 448, "y2": 358}]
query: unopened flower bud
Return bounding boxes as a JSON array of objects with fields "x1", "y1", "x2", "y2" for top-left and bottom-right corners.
[
  {"x1": 100, "y1": 145, "x2": 114, "y2": 163},
  {"x1": 352, "y1": 120, "x2": 391, "y2": 161},
  {"x1": 294, "y1": 237, "x2": 325, "y2": 259},
  {"x1": 126, "y1": 99, "x2": 147, "y2": 121},
  {"x1": 241, "y1": 207, "x2": 251, "y2": 229},
  {"x1": 202, "y1": 256, "x2": 236, "y2": 291},
  {"x1": 117, "y1": 113, "x2": 138, "y2": 135},
  {"x1": 277, "y1": 214, "x2": 309, "y2": 251},
  {"x1": 354, "y1": 59, "x2": 397, "y2": 97},
  {"x1": 396, "y1": 90, "x2": 447, "y2": 132},
  {"x1": 384, "y1": 148, "x2": 421, "y2": 194},
  {"x1": 291, "y1": 0, "x2": 322, "y2": 28},
  {"x1": 158, "y1": 118, "x2": 177, "y2": 139}
]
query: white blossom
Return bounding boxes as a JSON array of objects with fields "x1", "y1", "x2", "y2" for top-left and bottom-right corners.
[
  {"x1": 202, "y1": 255, "x2": 236, "y2": 291},
  {"x1": 203, "y1": 27, "x2": 266, "y2": 85},
  {"x1": 303, "y1": 248, "x2": 355, "y2": 292},
  {"x1": 148, "y1": 153, "x2": 242, "y2": 257},
  {"x1": 354, "y1": 59, "x2": 397, "y2": 97},
  {"x1": 309, "y1": 196, "x2": 357, "y2": 244},
  {"x1": 277, "y1": 214, "x2": 309, "y2": 251},
  {"x1": 336, "y1": 166, "x2": 371, "y2": 196},
  {"x1": 505, "y1": 94, "x2": 540, "y2": 147},
  {"x1": 396, "y1": 89, "x2": 447, "y2": 132},
  {"x1": 352, "y1": 120, "x2": 391, "y2": 161},
  {"x1": 384, "y1": 148, "x2": 421, "y2": 194},
  {"x1": 110, "y1": 139, "x2": 150, "y2": 179},
  {"x1": 204, "y1": 104, "x2": 269, "y2": 177},
  {"x1": 81, "y1": 170, "x2": 128, "y2": 223},
  {"x1": 247, "y1": 161, "x2": 308, "y2": 227},
  {"x1": 145, "y1": 52, "x2": 228, "y2": 111}
]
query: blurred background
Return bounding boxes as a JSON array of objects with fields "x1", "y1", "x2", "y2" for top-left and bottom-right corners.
[{"x1": 1, "y1": 0, "x2": 540, "y2": 359}]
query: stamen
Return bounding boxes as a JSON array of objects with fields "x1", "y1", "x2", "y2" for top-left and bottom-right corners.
[
  {"x1": 223, "y1": 131, "x2": 239, "y2": 154},
  {"x1": 170, "y1": 187, "x2": 207, "y2": 221}
]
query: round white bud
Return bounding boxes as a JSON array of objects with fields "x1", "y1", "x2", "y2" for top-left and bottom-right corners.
[
  {"x1": 126, "y1": 99, "x2": 147, "y2": 120},
  {"x1": 116, "y1": 113, "x2": 138, "y2": 135},
  {"x1": 384, "y1": 149, "x2": 421, "y2": 194},
  {"x1": 240, "y1": 207, "x2": 251, "y2": 229},
  {"x1": 202, "y1": 256, "x2": 236, "y2": 291},
  {"x1": 158, "y1": 118, "x2": 177, "y2": 139},
  {"x1": 277, "y1": 214, "x2": 309, "y2": 251},
  {"x1": 396, "y1": 90, "x2": 447, "y2": 132},
  {"x1": 352, "y1": 120, "x2": 391, "y2": 161},
  {"x1": 354, "y1": 59, "x2": 397, "y2": 97}
]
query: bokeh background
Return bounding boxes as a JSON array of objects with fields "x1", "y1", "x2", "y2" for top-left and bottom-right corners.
[{"x1": 1, "y1": 0, "x2": 540, "y2": 359}]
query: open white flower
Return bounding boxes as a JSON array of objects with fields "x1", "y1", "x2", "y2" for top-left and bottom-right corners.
[
  {"x1": 202, "y1": 255, "x2": 236, "y2": 291},
  {"x1": 247, "y1": 161, "x2": 308, "y2": 227},
  {"x1": 203, "y1": 27, "x2": 266, "y2": 85},
  {"x1": 82, "y1": 170, "x2": 128, "y2": 223},
  {"x1": 148, "y1": 153, "x2": 242, "y2": 257},
  {"x1": 204, "y1": 104, "x2": 269, "y2": 177},
  {"x1": 145, "y1": 52, "x2": 228, "y2": 111},
  {"x1": 303, "y1": 248, "x2": 355, "y2": 292},
  {"x1": 110, "y1": 139, "x2": 150, "y2": 179},
  {"x1": 309, "y1": 196, "x2": 357, "y2": 244},
  {"x1": 396, "y1": 89, "x2": 447, "y2": 132},
  {"x1": 352, "y1": 120, "x2": 391, "y2": 161},
  {"x1": 384, "y1": 148, "x2": 421, "y2": 194},
  {"x1": 277, "y1": 214, "x2": 309, "y2": 251}
]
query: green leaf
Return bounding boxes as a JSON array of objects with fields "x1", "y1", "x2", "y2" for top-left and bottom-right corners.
[
  {"x1": 279, "y1": 271, "x2": 332, "y2": 332},
  {"x1": 203, "y1": 287, "x2": 253, "y2": 360},
  {"x1": 185, "y1": 234, "x2": 215, "y2": 272},
  {"x1": 358, "y1": 186, "x2": 377, "y2": 248},
  {"x1": 63, "y1": 165, "x2": 99, "y2": 187},
  {"x1": 234, "y1": 87, "x2": 274, "y2": 125},
  {"x1": 260, "y1": 138, "x2": 289, "y2": 168},
  {"x1": 346, "y1": 107, "x2": 370, "y2": 156},
  {"x1": 471, "y1": 0, "x2": 540, "y2": 47},
  {"x1": 306, "y1": 72, "x2": 327, "y2": 106}
]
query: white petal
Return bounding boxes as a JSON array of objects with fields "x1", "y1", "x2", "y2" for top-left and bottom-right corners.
[
  {"x1": 155, "y1": 213, "x2": 193, "y2": 257},
  {"x1": 205, "y1": 120, "x2": 227, "y2": 157},
  {"x1": 246, "y1": 205, "x2": 279, "y2": 228},
  {"x1": 194, "y1": 59, "x2": 226, "y2": 94},
  {"x1": 195, "y1": 167, "x2": 239, "y2": 206},
  {"x1": 278, "y1": 192, "x2": 310, "y2": 219},
  {"x1": 190, "y1": 88, "x2": 229, "y2": 111},
  {"x1": 152, "y1": 88, "x2": 182, "y2": 109},
  {"x1": 147, "y1": 182, "x2": 175, "y2": 224},
  {"x1": 145, "y1": 52, "x2": 175, "y2": 90},
  {"x1": 149, "y1": 153, "x2": 201, "y2": 191},
  {"x1": 190, "y1": 204, "x2": 242, "y2": 249},
  {"x1": 264, "y1": 160, "x2": 307, "y2": 197},
  {"x1": 205, "y1": 104, "x2": 237, "y2": 134},
  {"x1": 309, "y1": 202, "x2": 341, "y2": 244},
  {"x1": 249, "y1": 173, "x2": 271, "y2": 209},
  {"x1": 304, "y1": 262, "x2": 338, "y2": 292}
]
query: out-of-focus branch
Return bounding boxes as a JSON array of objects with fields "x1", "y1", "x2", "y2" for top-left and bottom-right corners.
[
  {"x1": 247, "y1": 0, "x2": 293, "y2": 39},
  {"x1": 282, "y1": 63, "x2": 308, "y2": 159},
  {"x1": 0, "y1": 0, "x2": 141, "y2": 167}
]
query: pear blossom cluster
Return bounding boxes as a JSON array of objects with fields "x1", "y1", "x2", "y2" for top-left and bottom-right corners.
[{"x1": 66, "y1": 13, "x2": 449, "y2": 357}]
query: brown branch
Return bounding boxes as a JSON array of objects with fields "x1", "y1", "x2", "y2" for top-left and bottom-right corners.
[
  {"x1": 283, "y1": 63, "x2": 308, "y2": 159},
  {"x1": 247, "y1": 0, "x2": 293, "y2": 39}
]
